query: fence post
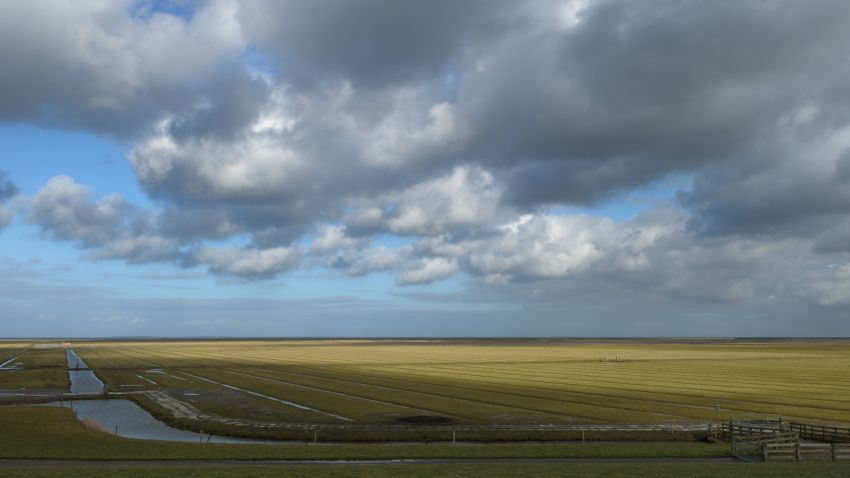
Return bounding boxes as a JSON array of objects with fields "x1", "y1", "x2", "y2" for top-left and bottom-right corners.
[
  {"x1": 833, "y1": 443, "x2": 838, "y2": 462},
  {"x1": 731, "y1": 436, "x2": 737, "y2": 456},
  {"x1": 761, "y1": 444, "x2": 768, "y2": 462},
  {"x1": 794, "y1": 442, "x2": 801, "y2": 462}
]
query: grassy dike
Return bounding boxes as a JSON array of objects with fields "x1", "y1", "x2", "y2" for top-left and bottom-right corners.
[
  {"x1": 1, "y1": 464, "x2": 850, "y2": 478},
  {"x1": 1, "y1": 407, "x2": 848, "y2": 477},
  {"x1": 0, "y1": 406, "x2": 725, "y2": 460}
]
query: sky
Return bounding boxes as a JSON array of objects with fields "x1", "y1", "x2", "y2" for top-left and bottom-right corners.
[{"x1": 1, "y1": 0, "x2": 850, "y2": 337}]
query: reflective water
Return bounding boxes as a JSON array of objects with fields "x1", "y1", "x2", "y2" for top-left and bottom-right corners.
[
  {"x1": 66, "y1": 349, "x2": 89, "y2": 369},
  {"x1": 66, "y1": 349, "x2": 105, "y2": 394},
  {"x1": 55, "y1": 349, "x2": 289, "y2": 444},
  {"x1": 45, "y1": 399, "x2": 283, "y2": 444}
]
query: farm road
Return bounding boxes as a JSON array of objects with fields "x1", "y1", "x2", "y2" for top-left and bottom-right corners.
[{"x1": 0, "y1": 457, "x2": 736, "y2": 468}]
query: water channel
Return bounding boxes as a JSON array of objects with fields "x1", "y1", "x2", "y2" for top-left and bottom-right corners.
[
  {"x1": 44, "y1": 399, "x2": 280, "y2": 444},
  {"x1": 66, "y1": 349, "x2": 105, "y2": 395},
  {"x1": 48, "y1": 349, "x2": 288, "y2": 444}
]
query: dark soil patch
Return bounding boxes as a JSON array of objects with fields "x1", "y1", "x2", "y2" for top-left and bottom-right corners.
[{"x1": 395, "y1": 415, "x2": 455, "y2": 425}]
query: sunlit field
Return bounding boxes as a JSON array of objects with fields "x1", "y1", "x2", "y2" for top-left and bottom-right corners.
[{"x1": 33, "y1": 339, "x2": 843, "y2": 430}]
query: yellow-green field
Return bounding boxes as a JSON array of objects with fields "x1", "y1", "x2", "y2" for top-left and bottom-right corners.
[
  {"x1": 3, "y1": 339, "x2": 850, "y2": 435},
  {"x1": 71, "y1": 339, "x2": 850, "y2": 426}
]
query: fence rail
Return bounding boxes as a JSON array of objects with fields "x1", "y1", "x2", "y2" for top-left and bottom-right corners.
[
  {"x1": 762, "y1": 443, "x2": 850, "y2": 462},
  {"x1": 790, "y1": 423, "x2": 850, "y2": 443},
  {"x1": 727, "y1": 420, "x2": 850, "y2": 462}
]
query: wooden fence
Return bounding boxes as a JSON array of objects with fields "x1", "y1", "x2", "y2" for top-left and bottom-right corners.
[
  {"x1": 730, "y1": 430, "x2": 797, "y2": 462},
  {"x1": 790, "y1": 423, "x2": 850, "y2": 443},
  {"x1": 727, "y1": 420, "x2": 850, "y2": 462},
  {"x1": 762, "y1": 442, "x2": 850, "y2": 462}
]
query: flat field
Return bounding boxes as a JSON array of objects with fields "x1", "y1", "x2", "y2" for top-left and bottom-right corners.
[
  {"x1": 0, "y1": 343, "x2": 69, "y2": 391},
  {"x1": 58, "y1": 339, "x2": 850, "y2": 433}
]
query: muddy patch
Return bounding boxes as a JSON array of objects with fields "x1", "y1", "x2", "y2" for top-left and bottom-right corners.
[{"x1": 395, "y1": 415, "x2": 455, "y2": 425}]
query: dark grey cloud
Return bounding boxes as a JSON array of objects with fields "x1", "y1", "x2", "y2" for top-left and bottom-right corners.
[
  {"x1": 458, "y1": 0, "x2": 850, "y2": 206},
  {"x1": 0, "y1": 171, "x2": 18, "y2": 200},
  {"x1": 681, "y1": 128, "x2": 850, "y2": 241},
  {"x1": 240, "y1": 0, "x2": 518, "y2": 89},
  {"x1": 0, "y1": 171, "x2": 17, "y2": 230},
  {"x1": 165, "y1": 69, "x2": 271, "y2": 141},
  {"x1": 0, "y1": 0, "x2": 255, "y2": 138}
]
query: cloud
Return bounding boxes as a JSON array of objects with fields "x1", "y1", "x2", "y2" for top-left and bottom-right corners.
[
  {"x1": 29, "y1": 176, "x2": 131, "y2": 246},
  {"x1": 89, "y1": 234, "x2": 182, "y2": 264},
  {"x1": 344, "y1": 247, "x2": 404, "y2": 277},
  {"x1": 5, "y1": 0, "x2": 850, "y2": 327},
  {"x1": 311, "y1": 225, "x2": 367, "y2": 255},
  {"x1": 397, "y1": 257, "x2": 459, "y2": 285},
  {"x1": 117, "y1": 0, "x2": 850, "y2": 251},
  {"x1": 0, "y1": 206, "x2": 11, "y2": 231},
  {"x1": 809, "y1": 264, "x2": 850, "y2": 307},
  {"x1": 464, "y1": 215, "x2": 640, "y2": 282},
  {"x1": 454, "y1": 0, "x2": 850, "y2": 207},
  {"x1": 386, "y1": 166, "x2": 502, "y2": 235},
  {"x1": 0, "y1": 171, "x2": 18, "y2": 201},
  {"x1": 196, "y1": 245, "x2": 304, "y2": 279},
  {"x1": 682, "y1": 125, "x2": 850, "y2": 240},
  {"x1": 362, "y1": 102, "x2": 470, "y2": 167},
  {"x1": 239, "y1": 0, "x2": 518, "y2": 89},
  {"x1": 0, "y1": 0, "x2": 250, "y2": 137},
  {"x1": 0, "y1": 171, "x2": 16, "y2": 231},
  {"x1": 27, "y1": 175, "x2": 183, "y2": 264},
  {"x1": 309, "y1": 225, "x2": 403, "y2": 276},
  {"x1": 399, "y1": 208, "x2": 674, "y2": 286}
]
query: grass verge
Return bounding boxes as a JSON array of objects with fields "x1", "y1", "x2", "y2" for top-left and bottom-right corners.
[
  {"x1": 0, "y1": 406, "x2": 726, "y2": 461},
  {"x1": 1, "y1": 463, "x2": 850, "y2": 478}
]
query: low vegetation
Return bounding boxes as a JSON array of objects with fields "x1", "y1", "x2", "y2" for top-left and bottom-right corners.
[
  {"x1": 70, "y1": 339, "x2": 850, "y2": 429},
  {"x1": 2, "y1": 339, "x2": 849, "y2": 476},
  {"x1": 2, "y1": 464, "x2": 850, "y2": 478},
  {"x1": 0, "y1": 406, "x2": 727, "y2": 460}
]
